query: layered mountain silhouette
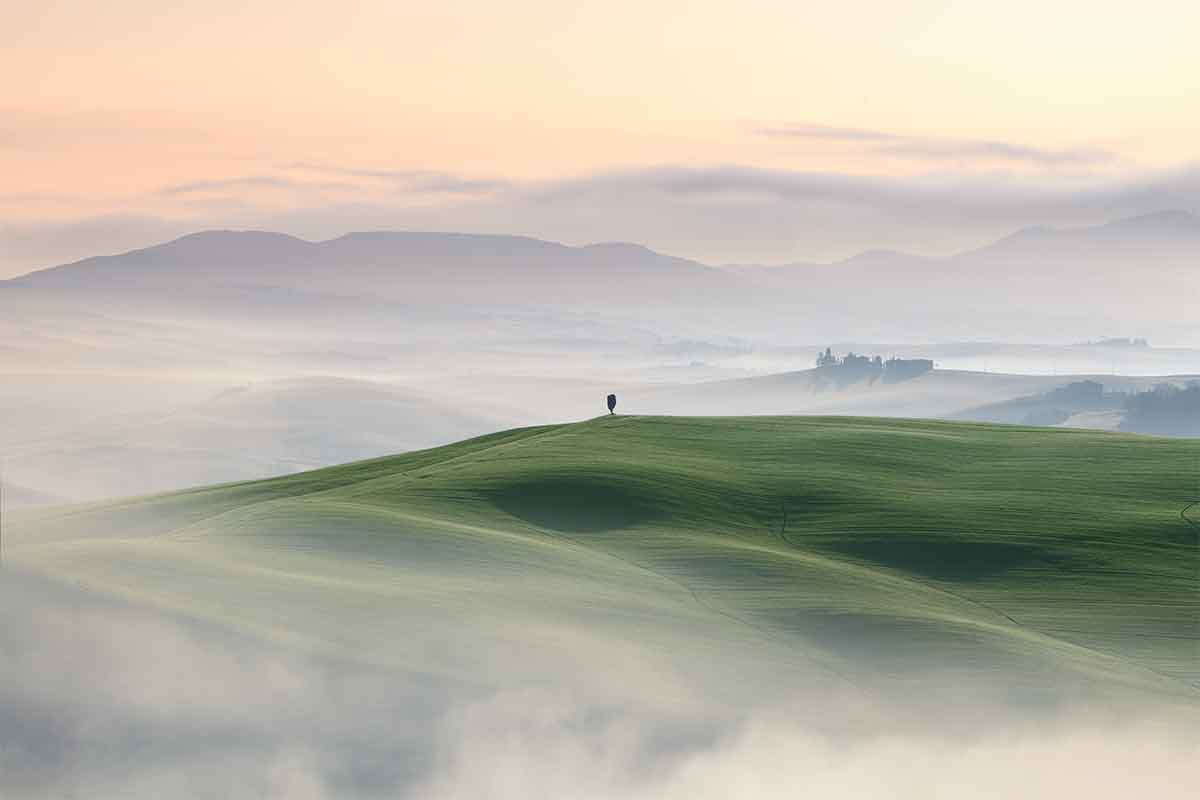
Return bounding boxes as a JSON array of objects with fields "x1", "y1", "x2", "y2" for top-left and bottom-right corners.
[
  {"x1": 4, "y1": 211, "x2": 1197, "y2": 340},
  {"x1": 5, "y1": 230, "x2": 741, "y2": 309}
]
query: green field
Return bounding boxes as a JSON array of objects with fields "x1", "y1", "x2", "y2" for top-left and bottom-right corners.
[{"x1": 9, "y1": 416, "x2": 1199, "y2": 706}]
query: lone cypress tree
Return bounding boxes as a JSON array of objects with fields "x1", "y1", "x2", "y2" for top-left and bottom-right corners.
[{"x1": 606, "y1": 394, "x2": 617, "y2": 414}]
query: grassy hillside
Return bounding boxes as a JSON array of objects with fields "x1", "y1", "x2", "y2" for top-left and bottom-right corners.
[{"x1": 9, "y1": 416, "x2": 1199, "y2": 706}]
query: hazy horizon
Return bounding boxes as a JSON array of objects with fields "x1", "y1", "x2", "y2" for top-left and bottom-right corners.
[
  {"x1": 5, "y1": 3, "x2": 1199, "y2": 797},
  {"x1": 5, "y1": 172, "x2": 1200, "y2": 279},
  {"x1": 5, "y1": 2, "x2": 1200, "y2": 277},
  {"x1": 2, "y1": 204, "x2": 1198, "y2": 277}
]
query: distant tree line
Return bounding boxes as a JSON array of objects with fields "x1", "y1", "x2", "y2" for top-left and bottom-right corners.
[
  {"x1": 1121, "y1": 381, "x2": 1200, "y2": 436},
  {"x1": 815, "y1": 348, "x2": 934, "y2": 384},
  {"x1": 951, "y1": 379, "x2": 1199, "y2": 437}
]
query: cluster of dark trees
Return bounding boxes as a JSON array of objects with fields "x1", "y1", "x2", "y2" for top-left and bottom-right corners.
[
  {"x1": 1121, "y1": 382, "x2": 1200, "y2": 436},
  {"x1": 952, "y1": 379, "x2": 1199, "y2": 437},
  {"x1": 815, "y1": 348, "x2": 934, "y2": 384}
]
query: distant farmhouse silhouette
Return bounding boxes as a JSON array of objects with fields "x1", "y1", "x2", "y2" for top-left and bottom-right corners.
[{"x1": 816, "y1": 348, "x2": 934, "y2": 385}]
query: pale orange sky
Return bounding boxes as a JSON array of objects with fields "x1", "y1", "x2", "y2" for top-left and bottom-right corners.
[{"x1": 4, "y1": 1, "x2": 1199, "y2": 221}]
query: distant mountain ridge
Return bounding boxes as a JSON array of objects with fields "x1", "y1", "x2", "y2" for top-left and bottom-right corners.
[
  {"x1": 744, "y1": 209, "x2": 1200, "y2": 270},
  {"x1": 8, "y1": 209, "x2": 1198, "y2": 284},
  {"x1": 4, "y1": 210, "x2": 1197, "y2": 341},
  {"x1": 723, "y1": 209, "x2": 1199, "y2": 340},
  {"x1": 3, "y1": 228, "x2": 744, "y2": 315},
  {"x1": 7, "y1": 229, "x2": 713, "y2": 287}
]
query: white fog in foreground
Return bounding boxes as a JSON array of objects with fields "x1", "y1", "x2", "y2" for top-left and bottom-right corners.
[{"x1": 1, "y1": 573, "x2": 1196, "y2": 800}]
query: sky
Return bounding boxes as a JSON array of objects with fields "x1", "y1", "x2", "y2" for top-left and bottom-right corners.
[{"x1": 4, "y1": 1, "x2": 1200, "y2": 273}]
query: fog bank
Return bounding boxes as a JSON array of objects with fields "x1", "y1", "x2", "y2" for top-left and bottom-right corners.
[{"x1": 2, "y1": 571, "x2": 1196, "y2": 800}]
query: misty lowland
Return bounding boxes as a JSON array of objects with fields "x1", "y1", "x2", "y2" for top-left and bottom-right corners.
[{"x1": 5, "y1": 4, "x2": 1200, "y2": 798}]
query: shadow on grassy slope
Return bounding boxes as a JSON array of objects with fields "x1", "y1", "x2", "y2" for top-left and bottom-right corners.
[
  {"x1": 817, "y1": 539, "x2": 1073, "y2": 581},
  {"x1": 486, "y1": 476, "x2": 667, "y2": 533}
]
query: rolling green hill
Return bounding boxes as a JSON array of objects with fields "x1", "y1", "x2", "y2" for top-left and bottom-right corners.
[{"x1": 8, "y1": 416, "x2": 1199, "y2": 707}]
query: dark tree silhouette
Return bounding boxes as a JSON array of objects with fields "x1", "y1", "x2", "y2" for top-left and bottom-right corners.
[
  {"x1": 607, "y1": 394, "x2": 617, "y2": 414},
  {"x1": 1121, "y1": 382, "x2": 1200, "y2": 435}
]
